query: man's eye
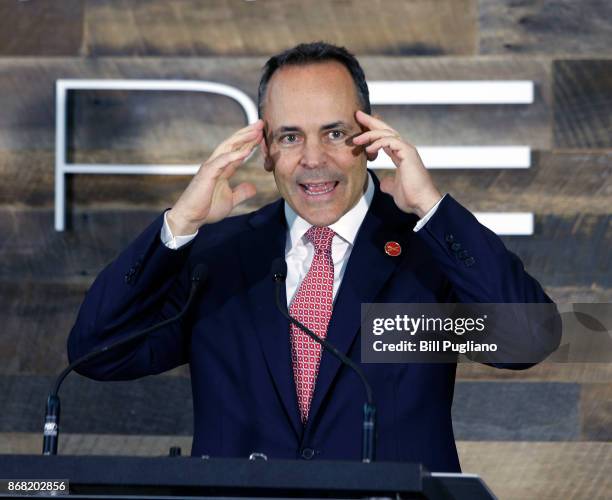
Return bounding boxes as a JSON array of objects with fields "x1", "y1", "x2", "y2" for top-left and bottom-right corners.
[
  {"x1": 280, "y1": 134, "x2": 299, "y2": 144},
  {"x1": 328, "y1": 130, "x2": 345, "y2": 140}
]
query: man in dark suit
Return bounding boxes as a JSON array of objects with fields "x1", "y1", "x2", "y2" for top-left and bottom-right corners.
[{"x1": 68, "y1": 42, "x2": 559, "y2": 472}]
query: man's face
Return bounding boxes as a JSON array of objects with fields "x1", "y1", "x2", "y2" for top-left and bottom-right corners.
[{"x1": 261, "y1": 61, "x2": 368, "y2": 227}]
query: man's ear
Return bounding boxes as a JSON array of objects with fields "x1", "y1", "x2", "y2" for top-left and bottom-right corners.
[
  {"x1": 260, "y1": 137, "x2": 274, "y2": 172},
  {"x1": 261, "y1": 125, "x2": 275, "y2": 172}
]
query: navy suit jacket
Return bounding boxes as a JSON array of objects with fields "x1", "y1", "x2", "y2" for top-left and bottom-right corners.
[{"x1": 68, "y1": 175, "x2": 558, "y2": 472}]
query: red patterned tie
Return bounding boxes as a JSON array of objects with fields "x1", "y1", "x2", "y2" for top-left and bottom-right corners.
[{"x1": 290, "y1": 226, "x2": 336, "y2": 423}]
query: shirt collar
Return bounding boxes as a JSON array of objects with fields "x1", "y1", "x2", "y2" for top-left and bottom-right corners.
[{"x1": 284, "y1": 170, "x2": 375, "y2": 248}]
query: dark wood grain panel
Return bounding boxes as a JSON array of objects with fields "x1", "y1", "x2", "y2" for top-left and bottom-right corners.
[
  {"x1": 402, "y1": 151, "x2": 612, "y2": 215},
  {"x1": 456, "y1": 363, "x2": 612, "y2": 384},
  {"x1": 0, "y1": 281, "x2": 84, "y2": 376},
  {"x1": 554, "y1": 59, "x2": 612, "y2": 149},
  {"x1": 67, "y1": 89, "x2": 249, "y2": 158},
  {"x1": 0, "y1": 57, "x2": 264, "y2": 151},
  {"x1": 1, "y1": 280, "x2": 608, "y2": 378},
  {"x1": 0, "y1": 209, "x2": 608, "y2": 286},
  {"x1": 0, "y1": 150, "x2": 277, "y2": 208},
  {"x1": 0, "y1": 0, "x2": 84, "y2": 56},
  {"x1": 500, "y1": 213, "x2": 611, "y2": 288},
  {"x1": 0, "y1": 432, "x2": 192, "y2": 456},
  {"x1": 0, "y1": 375, "x2": 193, "y2": 435},
  {"x1": 0, "y1": 375, "x2": 585, "y2": 442},
  {"x1": 5, "y1": 151, "x2": 610, "y2": 213},
  {"x1": 453, "y1": 382, "x2": 580, "y2": 441},
  {"x1": 546, "y1": 286, "x2": 612, "y2": 304},
  {"x1": 0, "y1": 280, "x2": 190, "y2": 377},
  {"x1": 479, "y1": 0, "x2": 612, "y2": 54},
  {"x1": 0, "y1": 56, "x2": 552, "y2": 152},
  {"x1": 580, "y1": 383, "x2": 612, "y2": 441},
  {"x1": 457, "y1": 441, "x2": 612, "y2": 500},
  {"x1": 83, "y1": 0, "x2": 477, "y2": 56}
]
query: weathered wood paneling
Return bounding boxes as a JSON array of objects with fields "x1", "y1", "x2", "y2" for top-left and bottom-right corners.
[
  {"x1": 0, "y1": 375, "x2": 597, "y2": 442},
  {"x1": 0, "y1": 209, "x2": 609, "y2": 286},
  {"x1": 457, "y1": 441, "x2": 612, "y2": 500},
  {"x1": 0, "y1": 58, "x2": 264, "y2": 151},
  {"x1": 1, "y1": 280, "x2": 608, "y2": 378},
  {"x1": 546, "y1": 286, "x2": 612, "y2": 304},
  {"x1": 580, "y1": 383, "x2": 612, "y2": 441},
  {"x1": 457, "y1": 362, "x2": 612, "y2": 384},
  {"x1": 0, "y1": 432, "x2": 192, "y2": 456},
  {"x1": 0, "y1": 375, "x2": 193, "y2": 435},
  {"x1": 403, "y1": 152, "x2": 611, "y2": 215},
  {"x1": 3, "y1": 151, "x2": 610, "y2": 213},
  {"x1": 479, "y1": 0, "x2": 612, "y2": 55},
  {"x1": 554, "y1": 59, "x2": 612, "y2": 149},
  {"x1": 453, "y1": 382, "x2": 581, "y2": 441},
  {"x1": 0, "y1": 0, "x2": 84, "y2": 56},
  {"x1": 0, "y1": 281, "x2": 192, "y2": 376},
  {"x1": 0, "y1": 2, "x2": 609, "y2": 495},
  {"x1": 0, "y1": 56, "x2": 553, "y2": 151},
  {"x1": 0, "y1": 282, "x2": 85, "y2": 376},
  {"x1": 82, "y1": 0, "x2": 477, "y2": 57}
]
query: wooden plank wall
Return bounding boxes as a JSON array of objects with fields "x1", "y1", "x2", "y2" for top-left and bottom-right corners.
[{"x1": 0, "y1": 1, "x2": 610, "y2": 498}]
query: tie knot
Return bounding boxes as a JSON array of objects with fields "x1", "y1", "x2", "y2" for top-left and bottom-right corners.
[{"x1": 305, "y1": 226, "x2": 335, "y2": 254}]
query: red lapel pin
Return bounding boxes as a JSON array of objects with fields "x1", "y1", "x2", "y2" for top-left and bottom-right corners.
[{"x1": 384, "y1": 241, "x2": 402, "y2": 257}]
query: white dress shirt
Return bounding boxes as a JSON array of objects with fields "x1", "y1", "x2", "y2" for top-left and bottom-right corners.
[{"x1": 161, "y1": 172, "x2": 444, "y2": 306}]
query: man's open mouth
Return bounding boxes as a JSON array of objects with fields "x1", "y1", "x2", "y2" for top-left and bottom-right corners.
[{"x1": 299, "y1": 181, "x2": 339, "y2": 196}]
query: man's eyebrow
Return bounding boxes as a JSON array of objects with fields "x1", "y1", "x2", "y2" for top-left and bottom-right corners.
[
  {"x1": 321, "y1": 121, "x2": 350, "y2": 131},
  {"x1": 272, "y1": 125, "x2": 301, "y2": 137}
]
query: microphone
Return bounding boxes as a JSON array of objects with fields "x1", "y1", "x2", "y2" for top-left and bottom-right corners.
[
  {"x1": 270, "y1": 258, "x2": 377, "y2": 463},
  {"x1": 42, "y1": 263, "x2": 208, "y2": 456}
]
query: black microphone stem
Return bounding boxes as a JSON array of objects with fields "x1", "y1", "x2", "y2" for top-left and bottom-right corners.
[
  {"x1": 272, "y1": 262, "x2": 376, "y2": 462},
  {"x1": 43, "y1": 264, "x2": 207, "y2": 455}
]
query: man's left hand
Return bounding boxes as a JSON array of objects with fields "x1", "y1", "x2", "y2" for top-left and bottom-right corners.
[{"x1": 353, "y1": 110, "x2": 442, "y2": 218}]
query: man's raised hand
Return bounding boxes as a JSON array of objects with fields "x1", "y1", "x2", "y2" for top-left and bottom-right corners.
[
  {"x1": 353, "y1": 110, "x2": 442, "y2": 219},
  {"x1": 167, "y1": 120, "x2": 264, "y2": 235}
]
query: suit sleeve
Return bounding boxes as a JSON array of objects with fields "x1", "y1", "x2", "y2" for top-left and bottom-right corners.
[
  {"x1": 67, "y1": 213, "x2": 195, "y2": 381},
  {"x1": 416, "y1": 194, "x2": 562, "y2": 365}
]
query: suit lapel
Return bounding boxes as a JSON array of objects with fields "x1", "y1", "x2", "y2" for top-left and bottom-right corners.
[
  {"x1": 238, "y1": 200, "x2": 303, "y2": 439},
  {"x1": 306, "y1": 177, "x2": 417, "y2": 429}
]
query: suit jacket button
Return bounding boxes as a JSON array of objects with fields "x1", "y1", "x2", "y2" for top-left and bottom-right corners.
[
  {"x1": 301, "y1": 448, "x2": 315, "y2": 460},
  {"x1": 445, "y1": 233, "x2": 454, "y2": 243},
  {"x1": 124, "y1": 269, "x2": 135, "y2": 284},
  {"x1": 450, "y1": 242, "x2": 462, "y2": 252}
]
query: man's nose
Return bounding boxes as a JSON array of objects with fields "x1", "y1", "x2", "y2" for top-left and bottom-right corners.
[{"x1": 299, "y1": 139, "x2": 326, "y2": 169}]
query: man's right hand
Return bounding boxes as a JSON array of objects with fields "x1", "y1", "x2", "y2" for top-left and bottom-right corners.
[{"x1": 167, "y1": 120, "x2": 265, "y2": 235}]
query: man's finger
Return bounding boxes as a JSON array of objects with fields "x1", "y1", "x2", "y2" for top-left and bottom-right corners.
[
  {"x1": 365, "y1": 136, "x2": 406, "y2": 155},
  {"x1": 226, "y1": 120, "x2": 264, "y2": 140},
  {"x1": 210, "y1": 120, "x2": 264, "y2": 155},
  {"x1": 218, "y1": 138, "x2": 261, "y2": 180},
  {"x1": 226, "y1": 122, "x2": 264, "y2": 146},
  {"x1": 211, "y1": 127, "x2": 263, "y2": 159},
  {"x1": 355, "y1": 110, "x2": 396, "y2": 133},
  {"x1": 231, "y1": 182, "x2": 257, "y2": 209},
  {"x1": 205, "y1": 148, "x2": 251, "y2": 179},
  {"x1": 352, "y1": 129, "x2": 399, "y2": 145}
]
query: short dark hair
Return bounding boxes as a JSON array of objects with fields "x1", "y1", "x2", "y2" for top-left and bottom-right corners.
[{"x1": 257, "y1": 41, "x2": 371, "y2": 118}]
